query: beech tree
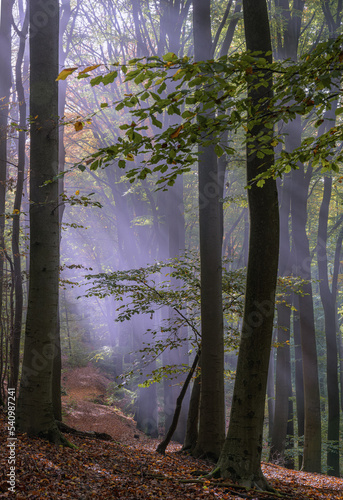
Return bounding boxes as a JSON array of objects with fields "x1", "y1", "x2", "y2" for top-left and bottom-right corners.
[
  {"x1": 192, "y1": 0, "x2": 225, "y2": 461},
  {"x1": 0, "y1": 0, "x2": 14, "y2": 404},
  {"x1": 17, "y1": 0, "x2": 62, "y2": 442},
  {"x1": 215, "y1": 0, "x2": 279, "y2": 488}
]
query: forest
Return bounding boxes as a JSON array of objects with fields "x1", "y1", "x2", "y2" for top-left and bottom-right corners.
[{"x1": 1, "y1": 0, "x2": 343, "y2": 498}]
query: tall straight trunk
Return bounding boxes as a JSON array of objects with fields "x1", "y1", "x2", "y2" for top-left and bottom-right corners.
[
  {"x1": 9, "y1": 7, "x2": 28, "y2": 393},
  {"x1": 317, "y1": 175, "x2": 340, "y2": 477},
  {"x1": 288, "y1": 112, "x2": 321, "y2": 472},
  {"x1": 270, "y1": 171, "x2": 294, "y2": 468},
  {"x1": 192, "y1": 0, "x2": 225, "y2": 461},
  {"x1": 52, "y1": 0, "x2": 72, "y2": 422},
  {"x1": 291, "y1": 163, "x2": 321, "y2": 472},
  {"x1": 293, "y1": 292, "x2": 304, "y2": 469},
  {"x1": 272, "y1": 0, "x2": 305, "y2": 471},
  {"x1": 216, "y1": 0, "x2": 279, "y2": 488},
  {"x1": 17, "y1": 0, "x2": 62, "y2": 443},
  {"x1": 0, "y1": 0, "x2": 14, "y2": 403}
]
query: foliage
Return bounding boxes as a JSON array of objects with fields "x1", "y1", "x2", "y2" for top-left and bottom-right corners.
[
  {"x1": 57, "y1": 36, "x2": 343, "y2": 189},
  {"x1": 82, "y1": 253, "x2": 245, "y2": 386}
]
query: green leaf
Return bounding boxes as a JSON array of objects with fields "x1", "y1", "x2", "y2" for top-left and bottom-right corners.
[
  {"x1": 151, "y1": 116, "x2": 162, "y2": 128},
  {"x1": 163, "y1": 52, "x2": 177, "y2": 62},
  {"x1": 90, "y1": 75, "x2": 103, "y2": 86},
  {"x1": 102, "y1": 71, "x2": 118, "y2": 85},
  {"x1": 214, "y1": 144, "x2": 224, "y2": 158}
]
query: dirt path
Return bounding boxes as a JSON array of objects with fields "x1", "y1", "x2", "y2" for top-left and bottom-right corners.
[{"x1": 62, "y1": 364, "x2": 180, "y2": 451}]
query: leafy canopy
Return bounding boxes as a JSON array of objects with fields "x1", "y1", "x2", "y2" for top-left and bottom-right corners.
[{"x1": 57, "y1": 36, "x2": 343, "y2": 188}]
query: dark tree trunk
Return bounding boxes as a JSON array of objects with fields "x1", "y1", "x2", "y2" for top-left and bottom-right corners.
[
  {"x1": 192, "y1": 0, "x2": 225, "y2": 461},
  {"x1": 293, "y1": 292, "x2": 304, "y2": 469},
  {"x1": 267, "y1": 346, "x2": 275, "y2": 443},
  {"x1": 0, "y1": 0, "x2": 14, "y2": 404},
  {"x1": 17, "y1": 0, "x2": 62, "y2": 443},
  {"x1": 183, "y1": 371, "x2": 201, "y2": 453},
  {"x1": 270, "y1": 172, "x2": 294, "y2": 468},
  {"x1": 9, "y1": 6, "x2": 28, "y2": 395},
  {"x1": 216, "y1": 0, "x2": 279, "y2": 488},
  {"x1": 317, "y1": 175, "x2": 340, "y2": 477}
]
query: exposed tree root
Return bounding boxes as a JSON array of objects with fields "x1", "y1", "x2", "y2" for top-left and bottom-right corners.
[{"x1": 56, "y1": 420, "x2": 113, "y2": 441}]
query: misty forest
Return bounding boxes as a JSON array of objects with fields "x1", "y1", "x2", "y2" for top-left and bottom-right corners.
[{"x1": 2, "y1": 0, "x2": 343, "y2": 498}]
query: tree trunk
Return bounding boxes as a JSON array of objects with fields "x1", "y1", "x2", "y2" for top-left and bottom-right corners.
[
  {"x1": 183, "y1": 371, "x2": 201, "y2": 453},
  {"x1": 192, "y1": 0, "x2": 225, "y2": 461},
  {"x1": 17, "y1": 0, "x2": 62, "y2": 443},
  {"x1": 270, "y1": 172, "x2": 294, "y2": 468},
  {"x1": 293, "y1": 292, "x2": 304, "y2": 469},
  {"x1": 0, "y1": 0, "x2": 14, "y2": 404},
  {"x1": 317, "y1": 175, "x2": 340, "y2": 477},
  {"x1": 290, "y1": 115, "x2": 321, "y2": 471},
  {"x1": 266, "y1": 346, "x2": 275, "y2": 443},
  {"x1": 216, "y1": 0, "x2": 279, "y2": 488},
  {"x1": 9, "y1": 6, "x2": 28, "y2": 394}
]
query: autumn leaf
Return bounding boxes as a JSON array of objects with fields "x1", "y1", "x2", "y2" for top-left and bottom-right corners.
[
  {"x1": 56, "y1": 67, "x2": 78, "y2": 81},
  {"x1": 126, "y1": 154, "x2": 135, "y2": 161},
  {"x1": 79, "y1": 64, "x2": 101, "y2": 75},
  {"x1": 75, "y1": 190, "x2": 80, "y2": 195},
  {"x1": 170, "y1": 125, "x2": 183, "y2": 139},
  {"x1": 74, "y1": 121, "x2": 84, "y2": 132}
]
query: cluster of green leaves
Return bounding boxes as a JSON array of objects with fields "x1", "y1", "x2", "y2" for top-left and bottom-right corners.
[
  {"x1": 71, "y1": 37, "x2": 343, "y2": 188},
  {"x1": 82, "y1": 253, "x2": 245, "y2": 385}
]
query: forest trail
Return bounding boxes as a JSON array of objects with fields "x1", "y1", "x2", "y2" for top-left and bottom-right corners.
[
  {"x1": 0, "y1": 365, "x2": 343, "y2": 499},
  {"x1": 61, "y1": 365, "x2": 182, "y2": 452},
  {"x1": 61, "y1": 365, "x2": 164, "y2": 448}
]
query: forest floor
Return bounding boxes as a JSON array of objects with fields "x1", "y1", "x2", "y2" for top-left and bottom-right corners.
[{"x1": 1, "y1": 365, "x2": 343, "y2": 499}]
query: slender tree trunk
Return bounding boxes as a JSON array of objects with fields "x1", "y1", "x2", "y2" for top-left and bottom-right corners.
[
  {"x1": 52, "y1": 0, "x2": 72, "y2": 423},
  {"x1": 183, "y1": 371, "x2": 201, "y2": 453},
  {"x1": 216, "y1": 0, "x2": 279, "y2": 488},
  {"x1": 267, "y1": 346, "x2": 275, "y2": 443},
  {"x1": 9, "y1": 6, "x2": 28, "y2": 394},
  {"x1": 0, "y1": 0, "x2": 14, "y2": 404},
  {"x1": 317, "y1": 175, "x2": 340, "y2": 477},
  {"x1": 293, "y1": 292, "x2": 304, "y2": 469},
  {"x1": 192, "y1": 0, "x2": 225, "y2": 461},
  {"x1": 17, "y1": 0, "x2": 62, "y2": 443},
  {"x1": 270, "y1": 172, "x2": 294, "y2": 468},
  {"x1": 289, "y1": 114, "x2": 321, "y2": 473}
]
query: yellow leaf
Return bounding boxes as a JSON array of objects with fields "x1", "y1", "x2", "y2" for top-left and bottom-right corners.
[
  {"x1": 74, "y1": 121, "x2": 83, "y2": 131},
  {"x1": 170, "y1": 125, "x2": 183, "y2": 139},
  {"x1": 56, "y1": 67, "x2": 78, "y2": 81},
  {"x1": 13, "y1": 209, "x2": 20, "y2": 215},
  {"x1": 126, "y1": 154, "x2": 134, "y2": 161},
  {"x1": 75, "y1": 190, "x2": 80, "y2": 195},
  {"x1": 79, "y1": 64, "x2": 101, "y2": 75},
  {"x1": 173, "y1": 68, "x2": 182, "y2": 79}
]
